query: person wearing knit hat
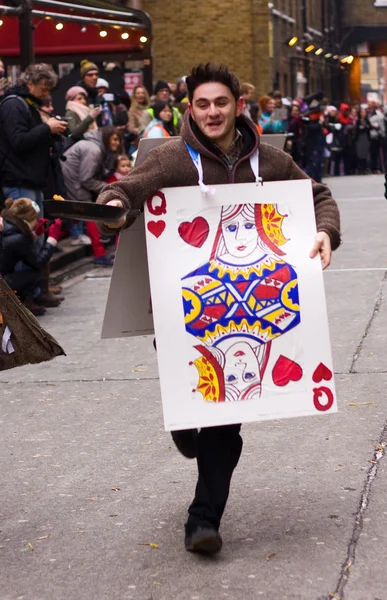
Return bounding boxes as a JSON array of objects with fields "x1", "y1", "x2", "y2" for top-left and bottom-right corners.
[
  {"x1": 96, "y1": 78, "x2": 109, "y2": 93},
  {"x1": 0, "y1": 198, "x2": 64, "y2": 315},
  {"x1": 142, "y1": 80, "x2": 182, "y2": 132},
  {"x1": 65, "y1": 85, "x2": 100, "y2": 141},
  {"x1": 153, "y1": 80, "x2": 171, "y2": 102},
  {"x1": 65, "y1": 86, "x2": 87, "y2": 102},
  {"x1": 77, "y1": 60, "x2": 99, "y2": 106},
  {"x1": 80, "y1": 59, "x2": 99, "y2": 81}
]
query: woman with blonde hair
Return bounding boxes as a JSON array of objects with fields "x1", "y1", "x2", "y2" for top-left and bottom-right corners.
[{"x1": 128, "y1": 84, "x2": 150, "y2": 151}]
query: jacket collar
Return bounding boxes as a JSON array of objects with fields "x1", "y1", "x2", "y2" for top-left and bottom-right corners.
[
  {"x1": 181, "y1": 110, "x2": 259, "y2": 162},
  {"x1": 1, "y1": 211, "x2": 35, "y2": 242}
]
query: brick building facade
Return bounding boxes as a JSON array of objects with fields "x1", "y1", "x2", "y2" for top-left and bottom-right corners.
[{"x1": 140, "y1": 0, "x2": 343, "y2": 100}]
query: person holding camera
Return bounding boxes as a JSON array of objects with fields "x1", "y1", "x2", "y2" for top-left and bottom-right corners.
[
  {"x1": 65, "y1": 86, "x2": 101, "y2": 139},
  {"x1": 0, "y1": 63, "x2": 67, "y2": 213},
  {"x1": 0, "y1": 198, "x2": 63, "y2": 316}
]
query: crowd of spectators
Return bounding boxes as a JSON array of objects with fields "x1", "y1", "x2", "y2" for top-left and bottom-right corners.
[
  {"x1": 0, "y1": 57, "x2": 385, "y2": 318},
  {"x1": 242, "y1": 83, "x2": 387, "y2": 181}
]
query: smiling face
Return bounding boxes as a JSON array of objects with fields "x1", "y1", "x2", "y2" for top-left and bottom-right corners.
[
  {"x1": 109, "y1": 133, "x2": 121, "y2": 152},
  {"x1": 134, "y1": 86, "x2": 146, "y2": 103},
  {"x1": 223, "y1": 341, "x2": 261, "y2": 395},
  {"x1": 159, "y1": 105, "x2": 172, "y2": 122},
  {"x1": 222, "y1": 212, "x2": 259, "y2": 259},
  {"x1": 189, "y1": 82, "x2": 243, "y2": 148}
]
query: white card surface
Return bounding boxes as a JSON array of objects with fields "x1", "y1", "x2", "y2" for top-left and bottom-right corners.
[{"x1": 144, "y1": 180, "x2": 337, "y2": 430}]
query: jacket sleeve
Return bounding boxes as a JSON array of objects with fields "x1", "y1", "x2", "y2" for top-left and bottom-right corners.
[
  {"x1": 96, "y1": 150, "x2": 167, "y2": 236},
  {"x1": 66, "y1": 110, "x2": 94, "y2": 140},
  {"x1": 285, "y1": 155, "x2": 341, "y2": 250},
  {"x1": 78, "y1": 146, "x2": 105, "y2": 195},
  {"x1": 128, "y1": 110, "x2": 141, "y2": 136},
  {"x1": 0, "y1": 100, "x2": 51, "y2": 154},
  {"x1": 8, "y1": 233, "x2": 55, "y2": 271}
]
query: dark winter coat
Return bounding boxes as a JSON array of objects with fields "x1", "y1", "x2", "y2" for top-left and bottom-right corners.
[
  {"x1": 355, "y1": 118, "x2": 371, "y2": 161},
  {"x1": 76, "y1": 80, "x2": 100, "y2": 107},
  {"x1": 97, "y1": 111, "x2": 341, "y2": 249},
  {"x1": 0, "y1": 85, "x2": 52, "y2": 190},
  {"x1": 0, "y1": 212, "x2": 55, "y2": 276}
]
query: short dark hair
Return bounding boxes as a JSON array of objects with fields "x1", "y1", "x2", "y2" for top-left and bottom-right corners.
[{"x1": 186, "y1": 63, "x2": 241, "y2": 103}]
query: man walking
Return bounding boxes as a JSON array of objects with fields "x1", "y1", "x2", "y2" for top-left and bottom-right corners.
[{"x1": 97, "y1": 63, "x2": 341, "y2": 555}]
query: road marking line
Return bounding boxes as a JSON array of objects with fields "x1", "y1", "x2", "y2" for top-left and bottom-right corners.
[
  {"x1": 326, "y1": 268, "x2": 387, "y2": 272},
  {"x1": 336, "y1": 197, "x2": 384, "y2": 201}
]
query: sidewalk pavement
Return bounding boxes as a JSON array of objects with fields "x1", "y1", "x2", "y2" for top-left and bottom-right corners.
[{"x1": 1, "y1": 175, "x2": 387, "y2": 600}]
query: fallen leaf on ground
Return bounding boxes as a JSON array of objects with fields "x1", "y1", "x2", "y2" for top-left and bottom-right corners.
[
  {"x1": 347, "y1": 402, "x2": 359, "y2": 407},
  {"x1": 132, "y1": 366, "x2": 147, "y2": 372},
  {"x1": 334, "y1": 466, "x2": 344, "y2": 471},
  {"x1": 28, "y1": 543, "x2": 34, "y2": 551},
  {"x1": 266, "y1": 552, "x2": 276, "y2": 561},
  {"x1": 138, "y1": 543, "x2": 159, "y2": 549},
  {"x1": 111, "y1": 487, "x2": 120, "y2": 492},
  {"x1": 360, "y1": 402, "x2": 374, "y2": 406},
  {"x1": 46, "y1": 383, "x2": 56, "y2": 386},
  {"x1": 329, "y1": 594, "x2": 340, "y2": 600},
  {"x1": 36, "y1": 536, "x2": 49, "y2": 541},
  {"x1": 87, "y1": 498, "x2": 96, "y2": 501},
  {"x1": 344, "y1": 560, "x2": 353, "y2": 572}
]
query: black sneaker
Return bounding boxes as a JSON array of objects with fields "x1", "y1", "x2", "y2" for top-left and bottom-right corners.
[
  {"x1": 185, "y1": 526, "x2": 223, "y2": 554},
  {"x1": 171, "y1": 429, "x2": 198, "y2": 459}
]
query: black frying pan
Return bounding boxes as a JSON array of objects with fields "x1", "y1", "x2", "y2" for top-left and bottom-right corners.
[{"x1": 43, "y1": 200, "x2": 140, "y2": 223}]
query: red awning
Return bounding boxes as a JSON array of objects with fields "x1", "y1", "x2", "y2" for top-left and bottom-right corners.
[{"x1": 0, "y1": 0, "x2": 151, "y2": 60}]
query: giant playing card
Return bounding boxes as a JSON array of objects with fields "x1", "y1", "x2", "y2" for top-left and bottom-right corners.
[{"x1": 144, "y1": 179, "x2": 337, "y2": 430}]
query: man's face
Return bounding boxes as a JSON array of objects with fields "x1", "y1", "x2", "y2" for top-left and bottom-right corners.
[
  {"x1": 0, "y1": 61, "x2": 4, "y2": 77},
  {"x1": 27, "y1": 79, "x2": 51, "y2": 99},
  {"x1": 156, "y1": 88, "x2": 170, "y2": 102},
  {"x1": 189, "y1": 82, "x2": 243, "y2": 144},
  {"x1": 83, "y1": 70, "x2": 99, "y2": 88}
]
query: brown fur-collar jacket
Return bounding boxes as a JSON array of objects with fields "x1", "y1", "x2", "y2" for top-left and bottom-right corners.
[{"x1": 97, "y1": 111, "x2": 341, "y2": 248}]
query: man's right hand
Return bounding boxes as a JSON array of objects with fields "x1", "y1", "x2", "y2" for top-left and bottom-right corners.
[
  {"x1": 104, "y1": 200, "x2": 127, "y2": 229},
  {"x1": 47, "y1": 118, "x2": 68, "y2": 135}
]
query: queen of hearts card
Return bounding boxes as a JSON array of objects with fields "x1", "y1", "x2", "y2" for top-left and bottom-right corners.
[{"x1": 142, "y1": 179, "x2": 336, "y2": 430}]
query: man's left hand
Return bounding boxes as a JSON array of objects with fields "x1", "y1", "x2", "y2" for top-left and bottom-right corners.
[{"x1": 310, "y1": 231, "x2": 332, "y2": 270}]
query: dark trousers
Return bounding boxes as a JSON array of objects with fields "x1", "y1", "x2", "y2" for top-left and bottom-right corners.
[
  {"x1": 370, "y1": 138, "x2": 381, "y2": 171},
  {"x1": 4, "y1": 270, "x2": 40, "y2": 299},
  {"x1": 186, "y1": 424, "x2": 243, "y2": 533}
]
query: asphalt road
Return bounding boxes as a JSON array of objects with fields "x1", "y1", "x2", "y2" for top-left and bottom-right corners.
[{"x1": 1, "y1": 175, "x2": 387, "y2": 600}]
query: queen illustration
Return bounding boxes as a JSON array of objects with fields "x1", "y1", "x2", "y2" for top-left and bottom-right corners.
[{"x1": 181, "y1": 203, "x2": 300, "y2": 403}]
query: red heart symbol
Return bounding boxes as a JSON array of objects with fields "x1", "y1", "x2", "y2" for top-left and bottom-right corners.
[
  {"x1": 272, "y1": 355, "x2": 303, "y2": 387},
  {"x1": 312, "y1": 363, "x2": 332, "y2": 383},
  {"x1": 178, "y1": 217, "x2": 209, "y2": 248},
  {"x1": 147, "y1": 220, "x2": 166, "y2": 238}
]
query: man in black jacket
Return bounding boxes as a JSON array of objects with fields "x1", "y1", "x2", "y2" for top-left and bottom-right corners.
[{"x1": 0, "y1": 63, "x2": 67, "y2": 212}]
